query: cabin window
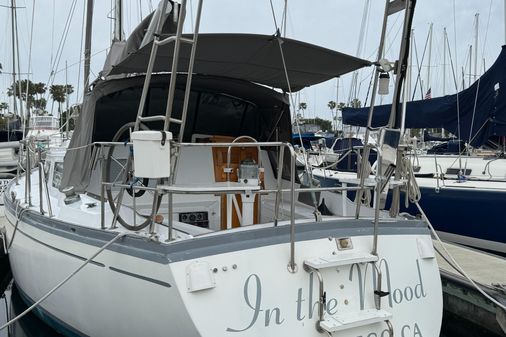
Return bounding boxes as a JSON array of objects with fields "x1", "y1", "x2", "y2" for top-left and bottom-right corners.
[
  {"x1": 94, "y1": 85, "x2": 259, "y2": 142},
  {"x1": 52, "y1": 162, "x2": 64, "y2": 188},
  {"x1": 445, "y1": 168, "x2": 472, "y2": 175},
  {"x1": 193, "y1": 93, "x2": 255, "y2": 138}
]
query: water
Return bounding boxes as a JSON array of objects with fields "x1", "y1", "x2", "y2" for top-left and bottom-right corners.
[
  {"x1": 0, "y1": 283, "x2": 63, "y2": 337},
  {"x1": 0, "y1": 281, "x2": 501, "y2": 337}
]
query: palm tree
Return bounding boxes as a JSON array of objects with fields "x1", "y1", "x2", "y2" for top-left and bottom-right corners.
[
  {"x1": 0, "y1": 102, "x2": 8, "y2": 114},
  {"x1": 327, "y1": 101, "x2": 337, "y2": 131},
  {"x1": 298, "y1": 102, "x2": 307, "y2": 119},
  {"x1": 50, "y1": 84, "x2": 74, "y2": 114},
  {"x1": 350, "y1": 98, "x2": 362, "y2": 108}
]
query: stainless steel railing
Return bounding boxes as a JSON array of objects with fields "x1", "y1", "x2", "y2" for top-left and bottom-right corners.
[{"x1": 98, "y1": 139, "x2": 378, "y2": 273}]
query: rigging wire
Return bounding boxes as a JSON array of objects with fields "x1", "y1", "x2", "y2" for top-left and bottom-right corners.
[
  {"x1": 347, "y1": 0, "x2": 371, "y2": 106},
  {"x1": 49, "y1": 0, "x2": 55, "y2": 70},
  {"x1": 481, "y1": 0, "x2": 493, "y2": 65},
  {"x1": 268, "y1": 0, "x2": 319, "y2": 213},
  {"x1": 463, "y1": 77, "x2": 481, "y2": 171},
  {"x1": 268, "y1": 0, "x2": 280, "y2": 33},
  {"x1": 281, "y1": 0, "x2": 287, "y2": 37},
  {"x1": 411, "y1": 27, "x2": 431, "y2": 100},
  {"x1": 383, "y1": 13, "x2": 404, "y2": 56},
  {"x1": 44, "y1": 0, "x2": 78, "y2": 103},
  {"x1": 362, "y1": 9, "x2": 402, "y2": 110},
  {"x1": 444, "y1": 32, "x2": 459, "y2": 91}
]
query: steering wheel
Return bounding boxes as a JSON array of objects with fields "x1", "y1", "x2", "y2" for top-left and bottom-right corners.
[{"x1": 103, "y1": 122, "x2": 163, "y2": 230}]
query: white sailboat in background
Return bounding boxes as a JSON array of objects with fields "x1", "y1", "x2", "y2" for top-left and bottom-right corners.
[
  {"x1": 0, "y1": 0, "x2": 26, "y2": 184},
  {"x1": 1, "y1": 1, "x2": 443, "y2": 336}
]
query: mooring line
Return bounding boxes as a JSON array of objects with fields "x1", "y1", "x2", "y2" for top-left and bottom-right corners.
[
  {"x1": 415, "y1": 201, "x2": 506, "y2": 311},
  {"x1": 0, "y1": 232, "x2": 126, "y2": 331}
]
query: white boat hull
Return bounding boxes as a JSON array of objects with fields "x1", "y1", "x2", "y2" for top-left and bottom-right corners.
[{"x1": 3, "y1": 199, "x2": 443, "y2": 337}]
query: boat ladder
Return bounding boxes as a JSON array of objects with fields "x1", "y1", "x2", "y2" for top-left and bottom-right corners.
[
  {"x1": 134, "y1": 0, "x2": 203, "y2": 146},
  {"x1": 303, "y1": 251, "x2": 394, "y2": 335}
]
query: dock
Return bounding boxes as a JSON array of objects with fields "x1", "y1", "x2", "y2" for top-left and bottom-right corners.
[{"x1": 435, "y1": 241, "x2": 506, "y2": 336}]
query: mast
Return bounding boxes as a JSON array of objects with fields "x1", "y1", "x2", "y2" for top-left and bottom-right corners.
[
  {"x1": 442, "y1": 28, "x2": 447, "y2": 137},
  {"x1": 408, "y1": 29, "x2": 414, "y2": 98},
  {"x1": 65, "y1": 60, "x2": 69, "y2": 136},
  {"x1": 389, "y1": 0, "x2": 417, "y2": 128},
  {"x1": 10, "y1": 0, "x2": 17, "y2": 116},
  {"x1": 468, "y1": 45, "x2": 472, "y2": 88},
  {"x1": 401, "y1": 32, "x2": 412, "y2": 137},
  {"x1": 335, "y1": 77, "x2": 339, "y2": 132},
  {"x1": 473, "y1": 13, "x2": 479, "y2": 81},
  {"x1": 425, "y1": 22, "x2": 433, "y2": 95},
  {"x1": 443, "y1": 28, "x2": 447, "y2": 96},
  {"x1": 13, "y1": 1, "x2": 23, "y2": 120},
  {"x1": 113, "y1": 0, "x2": 123, "y2": 42},
  {"x1": 83, "y1": 0, "x2": 94, "y2": 95}
]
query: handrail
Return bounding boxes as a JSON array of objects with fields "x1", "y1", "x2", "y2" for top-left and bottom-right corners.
[
  {"x1": 38, "y1": 162, "x2": 53, "y2": 217},
  {"x1": 25, "y1": 141, "x2": 32, "y2": 206},
  {"x1": 274, "y1": 146, "x2": 284, "y2": 226},
  {"x1": 38, "y1": 164, "x2": 44, "y2": 215},
  {"x1": 98, "y1": 140, "x2": 376, "y2": 274},
  {"x1": 103, "y1": 181, "x2": 371, "y2": 195},
  {"x1": 225, "y1": 136, "x2": 263, "y2": 182}
]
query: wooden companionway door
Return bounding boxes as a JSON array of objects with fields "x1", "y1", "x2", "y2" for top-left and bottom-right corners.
[{"x1": 209, "y1": 136, "x2": 262, "y2": 229}]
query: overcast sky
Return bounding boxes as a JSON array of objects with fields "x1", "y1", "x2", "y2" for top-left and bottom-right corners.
[{"x1": 0, "y1": 0, "x2": 504, "y2": 121}]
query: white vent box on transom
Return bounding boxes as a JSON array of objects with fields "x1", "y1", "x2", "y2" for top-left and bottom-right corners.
[
  {"x1": 320, "y1": 309, "x2": 392, "y2": 332},
  {"x1": 131, "y1": 131, "x2": 172, "y2": 178},
  {"x1": 186, "y1": 261, "x2": 216, "y2": 292},
  {"x1": 304, "y1": 252, "x2": 378, "y2": 269}
]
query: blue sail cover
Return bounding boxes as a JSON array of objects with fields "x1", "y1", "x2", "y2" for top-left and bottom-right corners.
[{"x1": 342, "y1": 46, "x2": 506, "y2": 146}]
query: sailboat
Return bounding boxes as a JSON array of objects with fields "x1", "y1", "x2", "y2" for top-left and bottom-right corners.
[
  {"x1": 0, "y1": 0, "x2": 25, "y2": 185},
  {"x1": 1, "y1": 1, "x2": 443, "y2": 336},
  {"x1": 322, "y1": 44, "x2": 506, "y2": 255}
]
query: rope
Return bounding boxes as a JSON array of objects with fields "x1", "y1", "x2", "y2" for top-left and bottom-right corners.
[
  {"x1": 0, "y1": 232, "x2": 126, "y2": 331},
  {"x1": 414, "y1": 201, "x2": 506, "y2": 311},
  {"x1": 7, "y1": 203, "x2": 28, "y2": 250},
  {"x1": 390, "y1": 155, "x2": 421, "y2": 217}
]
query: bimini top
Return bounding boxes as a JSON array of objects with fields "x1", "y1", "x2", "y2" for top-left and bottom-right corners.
[{"x1": 107, "y1": 33, "x2": 371, "y2": 92}]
